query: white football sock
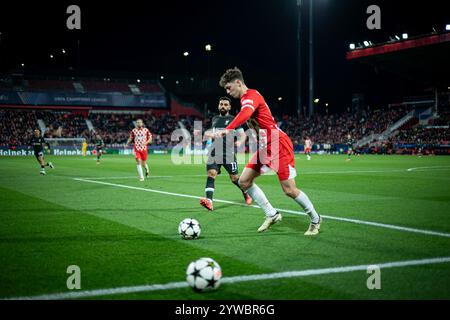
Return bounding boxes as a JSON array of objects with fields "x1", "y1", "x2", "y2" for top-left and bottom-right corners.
[
  {"x1": 246, "y1": 184, "x2": 277, "y2": 217},
  {"x1": 144, "y1": 163, "x2": 149, "y2": 174},
  {"x1": 295, "y1": 191, "x2": 320, "y2": 224},
  {"x1": 136, "y1": 165, "x2": 144, "y2": 179}
]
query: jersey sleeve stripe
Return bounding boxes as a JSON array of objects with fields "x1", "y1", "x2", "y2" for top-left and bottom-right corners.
[
  {"x1": 241, "y1": 104, "x2": 255, "y2": 111},
  {"x1": 241, "y1": 99, "x2": 254, "y2": 105}
]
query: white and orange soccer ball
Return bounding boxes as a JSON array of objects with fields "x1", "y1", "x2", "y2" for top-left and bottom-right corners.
[
  {"x1": 178, "y1": 218, "x2": 201, "y2": 240},
  {"x1": 186, "y1": 257, "x2": 222, "y2": 292}
]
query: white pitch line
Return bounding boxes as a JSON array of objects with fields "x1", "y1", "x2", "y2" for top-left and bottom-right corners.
[
  {"x1": 74, "y1": 174, "x2": 208, "y2": 180},
  {"x1": 73, "y1": 166, "x2": 450, "y2": 181},
  {"x1": 73, "y1": 178, "x2": 450, "y2": 238},
  {"x1": 300, "y1": 169, "x2": 405, "y2": 175},
  {"x1": 5, "y1": 256, "x2": 450, "y2": 300},
  {"x1": 75, "y1": 176, "x2": 174, "y2": 180},
  {"x1": 407, "y1": 166, "x2": 450, "y2": 172}
]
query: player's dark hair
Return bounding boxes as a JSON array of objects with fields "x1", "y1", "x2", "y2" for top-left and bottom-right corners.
[
  {"x1": 219, "y1": 97, "x2": 231, "y2": 103},
  {"x1": 219, "y1": 67, "x2": 244, "y2": 87}
]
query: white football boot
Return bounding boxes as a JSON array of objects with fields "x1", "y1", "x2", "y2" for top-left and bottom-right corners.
[
  {"x1": 257, "y1": 213, "x2": 282, "y2": 233},
  {"x1": 304, "y1": 216, "x2": 323, "y2": 236}
]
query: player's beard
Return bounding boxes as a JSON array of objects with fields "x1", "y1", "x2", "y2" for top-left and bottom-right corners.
[{"x1": 219, "y1": 109, "x2": 228, "y2": 116}]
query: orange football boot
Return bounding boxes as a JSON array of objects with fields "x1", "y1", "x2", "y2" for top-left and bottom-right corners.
[
  {"x1": 200, "y1": 198, "x2": 214, "y2": 211},
  {"x1": 244, "y1": 193, "x2": 252, "y2": 205}
]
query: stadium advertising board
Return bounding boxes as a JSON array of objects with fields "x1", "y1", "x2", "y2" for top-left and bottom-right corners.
[
  {"x1": 0, "y1": 147, "x2": 169, "y2": 156},
  {"x1": 0, "y1": 90, "x2": 167, "y2": 108}
]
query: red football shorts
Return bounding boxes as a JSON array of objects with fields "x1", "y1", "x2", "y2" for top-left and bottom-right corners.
[
  {"x1": 305, "y1": 147, "x2": 311, "y2": 153},
  {"x1": 134, "y1": 149, "x2": 148, "y2": 161},
  {"x1": 246, "y1": 133, "x2": 296, "y2": 181}
]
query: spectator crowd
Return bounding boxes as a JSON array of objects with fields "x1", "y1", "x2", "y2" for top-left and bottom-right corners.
[
  {"x1": 278, "y1": 106, "x2": 412, "y2": 147},
  {"x1": 1, "y1": 107, "x2": 448, "y2": 150}
]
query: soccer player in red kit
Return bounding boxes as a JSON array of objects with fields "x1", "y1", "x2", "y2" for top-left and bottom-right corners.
[
  {"x1": 217, "y1": 67, "x2": 322, "y2": 235},
  {"x1": 126, "y1": 119, "x2": 152, "y2": 181},
  {"x1": 304, "y1": 137, "x2": 313, "y2": 161}
]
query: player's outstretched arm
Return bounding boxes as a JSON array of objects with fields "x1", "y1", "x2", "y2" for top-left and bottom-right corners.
[
  {"x1": 213, "y1": 108, "x2": 255, "y2": 140},
  {"x1": 235, "y1": 128, "x2": 246, "y2": 148},
  {"x1": 126, "y1": 135, "x2": 133, "y2": 146},
  {"x1": 225, "y1": 107, "x2": 254, "y2": 131},
  {"x1": 203, "y1": 129, "x2": 215, "y2": 140}
]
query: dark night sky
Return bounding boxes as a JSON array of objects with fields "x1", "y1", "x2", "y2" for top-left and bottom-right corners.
[{"x1": 0, "y1": 0, "x2": 448, "y2": 114}]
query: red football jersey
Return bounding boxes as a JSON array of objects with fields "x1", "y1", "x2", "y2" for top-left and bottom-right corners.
[
  {"x1": 130, "y1": 127, "x2": 151, "y2": 152},
  {"x1": 305, "y1": 139, "x2": 312, "y2": 148},
  {"x1": 226, "y1": 89, "x2": 297, "y2": 181},
  {"x1": 226, "y1": 89, "x2": 288, "y2": 141}
]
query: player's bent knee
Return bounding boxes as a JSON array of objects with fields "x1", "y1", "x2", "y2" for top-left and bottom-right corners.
[
  {"x1": 238, "y1": 178, "x2": 252, "y2": 190},
  {"x1": 282, "y1": 186, "x2": 298, "y2": 198},
  {"x1": 285, "y1": 190, "x2": 297, "y2": 198},
  {"x1": 207, "y1": 170, "x2": 217, "y2": 178}
]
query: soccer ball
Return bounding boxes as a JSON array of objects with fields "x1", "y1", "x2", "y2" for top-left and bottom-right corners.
[
  {"x1": 186, "y1": 257, "x2": 222, "y2": 292},
  {"x1": 178, "y1": 218, "x2": 201, "y2": 240}
]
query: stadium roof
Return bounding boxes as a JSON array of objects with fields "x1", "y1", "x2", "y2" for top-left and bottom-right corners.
[{"x1": 346, "y1": 33, "x2": 450, "y2": 87}]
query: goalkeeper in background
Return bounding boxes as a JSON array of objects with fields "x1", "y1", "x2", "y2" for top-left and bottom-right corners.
[
  {"x1": 30, "y1": 129, "x2": 54, "y2": 175},
  {"x1": 94, "y1": 134, "x2": 105, "y2": 164},
  {"x1": 82, "y1": 139, "x2": 87, "y2": 156}
]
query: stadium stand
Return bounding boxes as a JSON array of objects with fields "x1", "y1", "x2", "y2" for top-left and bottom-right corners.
[
  {"x1": 278, "y1": 106, "x2": 413, "y2": 147},
  {"x1": 1, "y1": 75, "x2": 166, "y2": 95},
  {"x1": 392, "y1": 126, "x2": 450, "y2": 145},
  {"x1": 1, "y1": 106, "x2": 449, "y2": 154},
  {"x1": 88, "y1": 112, "x2": 179, "y2": 147},
  {"x1": 36, "y1": 111, "x2": 89, "y2": 139},
  {"x1": 27, "y1": 79, "x2": 75, "y2": 92},
  {"x1": 138, "y1": 83, "x2": 164, "y2": 93},
  {"x1": 0, "y1": 109, "x2": 38, "y2": 147},
  {"x1": 81, "y1": 80, "x2": 131, "y2": 93},
  {"x1": 0, "y1": 72, "x2": 448, "y2": 154}
]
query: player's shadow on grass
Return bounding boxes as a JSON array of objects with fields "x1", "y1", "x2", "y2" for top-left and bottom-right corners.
[
  {"x1": 0, "y1": 234, "x2": 173, "y2": 244},
  {"x1": 157, "y1": 208, "x2": 215, "y2": 214},
  {"x1": 209, "y1": 203, "x2": 239, "y2": 210},
  {"x1": 279, "y1": 216, "x2": 315, "y2": 233},
  {"x1": 89, "y1": 208, "x2": 202, "y2": 214},
  {"x1": 200, "y1": 230, "x2": 303, "y2": 240}
]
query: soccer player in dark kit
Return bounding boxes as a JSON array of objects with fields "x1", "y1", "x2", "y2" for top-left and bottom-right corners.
[
  {"x1": 29, "y1": 129, "x2": 54, "y2": 175},
  {"x1": 346, "y1": 133, "x2": 355, "y2": 161},
  {"x1": 198, "y1": 97, "x2": 252, "y2": 211},
  {"x1": 94, "y1": 134, "x2": 105, "y2": 164}
]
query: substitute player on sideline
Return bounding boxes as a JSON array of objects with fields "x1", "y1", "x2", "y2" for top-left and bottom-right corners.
[
  {"x1": 198, "y1": 97, "x2": 252, "y2": 211},
  {"x1": 126, "y1": 119, "x2": 152, "y2": 181},
  {"x1": 217, "y1": 67, "x2": 322, "y2": 235},
  {"x1": 30, "y1": 129, "x2": 54, "y2": 175}
]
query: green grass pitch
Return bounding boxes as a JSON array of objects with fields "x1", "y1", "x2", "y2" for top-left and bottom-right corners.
[{"x1": 1, "y1": 154, "x2": 450, "y2": 299}]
